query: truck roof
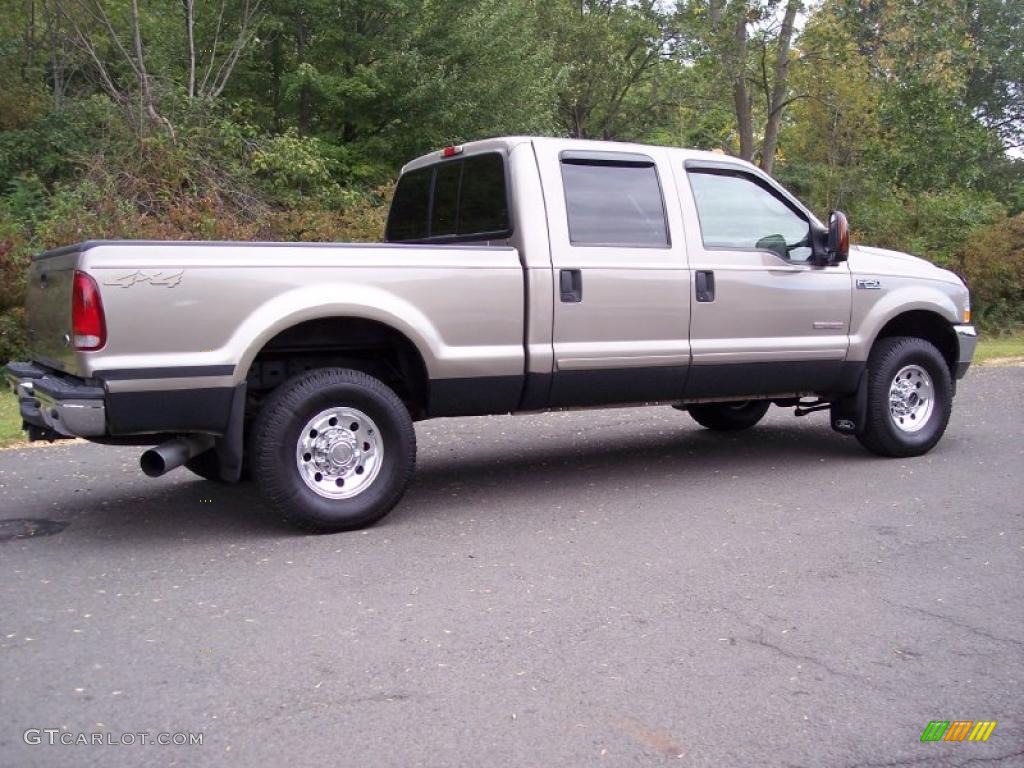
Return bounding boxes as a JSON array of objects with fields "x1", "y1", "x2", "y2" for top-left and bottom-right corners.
[{"x1": 400, "y1": 136, "x2": 756, "y2": 174}]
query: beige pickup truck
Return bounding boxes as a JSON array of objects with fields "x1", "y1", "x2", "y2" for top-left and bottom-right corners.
[{"x1": 5, "y1": 137, "x2": 977, "y2": 531}]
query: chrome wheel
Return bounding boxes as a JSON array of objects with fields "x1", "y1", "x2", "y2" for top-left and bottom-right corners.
[
  {"x1": 888, "y1": 364, "x2": 934, "y2": 433},
  {"x1": 295, "y1": 407, "x2": 383, "y2": 499}
]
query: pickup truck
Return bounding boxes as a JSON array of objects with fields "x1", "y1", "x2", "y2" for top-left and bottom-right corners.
[{"x1": 5, "y1": 137, "x2": 977, "y2": 531}]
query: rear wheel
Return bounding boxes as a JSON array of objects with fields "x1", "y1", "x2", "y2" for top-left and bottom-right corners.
[
  {"x1": 856, "y1": 336, "x2": 952, "y2": 457},
  {"x1": 252, "y1": 368, "x2": 416, "y2": 532},
  {"x1": 686, "y1": 400, "x2": 771, "y2": 431}
]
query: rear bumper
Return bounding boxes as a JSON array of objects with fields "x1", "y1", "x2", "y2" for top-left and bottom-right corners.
[
  {"x1": 953, "y1": 324, "x2": 977, "y2": 379},
  {"x1": 4, "y1": 361, "x2": 107, "y2": 438}
]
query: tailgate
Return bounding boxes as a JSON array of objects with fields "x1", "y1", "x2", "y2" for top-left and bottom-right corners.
[{"x1": 25, "y1": 244, "x2": 82, "y2": 375}]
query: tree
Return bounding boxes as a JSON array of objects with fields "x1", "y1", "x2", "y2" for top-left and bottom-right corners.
[
  {"x1": 676, "y1": 0, "x2": 803, "y2": 172},
  {"x1": 543, "y1": 0, "x2": 679, "y2": 141},
  {"x1": 54, "y1": 0, "x2": 262, "y2": 135}
]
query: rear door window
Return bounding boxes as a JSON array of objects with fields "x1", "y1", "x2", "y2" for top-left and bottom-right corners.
[
  {"x1": 386, "y1": 152, "x2": 510, "y2": 242},
  {"x1": 560, "y1": 154, "x2": 669, "y2": 247}
]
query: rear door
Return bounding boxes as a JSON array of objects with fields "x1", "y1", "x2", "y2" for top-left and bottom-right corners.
[
  {"x1": 534, "y1": 143, "x2": 691, "y2": 407},
  {"x1": 677, "y1": 161, "x2": 852, "y2": 398}
]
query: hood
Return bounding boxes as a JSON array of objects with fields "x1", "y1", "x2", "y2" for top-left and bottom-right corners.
[{"x1": 847, "y1": 245, "x2": 962, "y2": 285}]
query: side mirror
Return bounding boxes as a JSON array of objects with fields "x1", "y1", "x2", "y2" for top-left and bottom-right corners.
[
  {"x1": 755, "y1": 233, "x2": 788, "y2": 261},
  {"x1": 828, "y1": 211, "x2": 850, "y2": 262}
]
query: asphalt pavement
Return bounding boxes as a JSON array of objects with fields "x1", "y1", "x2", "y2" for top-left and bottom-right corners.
[{"x1": 1, "y1": 366, "x2": 1022, "y2": 767}]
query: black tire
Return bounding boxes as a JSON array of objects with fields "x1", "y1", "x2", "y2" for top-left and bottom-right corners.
[
  {"x1": 251, "y1": 368, "x2": 416, "y2": 532},
  {"x1": 686, "y1": 400, "x2": 771, "y2": 431},
  {"x1": 856, "y1": 336, "x2": 952, "y2": 458}
]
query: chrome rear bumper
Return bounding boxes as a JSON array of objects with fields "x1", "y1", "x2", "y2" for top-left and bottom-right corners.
[{"x1": 4, "y1": 361, "x2": 107, "y2": 438}]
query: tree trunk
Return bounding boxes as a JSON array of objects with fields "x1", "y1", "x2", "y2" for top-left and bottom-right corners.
[
  {"x1": 759, "y1": 0, "x2": 800, "y2": 174},
  {"x1": 270, "y1": 30, "x2": 282, "y2": 132},
  {"x1": 296, "y1": 10, "x2": 311, "y2": 134},
  {"x1": 708, "y1": 0, "x2": 723, "y2": 31},
  {"x1": 43, "y1": 0, "x2": 65, "y2": 109},
  {"x1": 183, "y1": 0, "x2": 196, "y2": 98},
  {"x1": 732, "y1": 6, "x2": 754, "y2": 161},
  {"x1": 129, "y1": 0, "x2": 159, "y2": 131},
  {"x1": 25, "y1": 0, "x2": 37, "y2": 73}
]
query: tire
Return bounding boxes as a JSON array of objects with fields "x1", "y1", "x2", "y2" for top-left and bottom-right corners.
[
  {"x1": 686, "y1": 400, "x2": 771, "y2": 431},
  {"x1": 251, "y1": 368, "x2": 416, "y2": 532},
  {"x1": 856, "y1": 336, "x2": 953, "y2": 458}
]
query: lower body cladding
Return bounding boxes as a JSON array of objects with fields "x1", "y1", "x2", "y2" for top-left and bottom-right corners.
[
  {"x1": 4, "y1": 361, "x2": 245, "y2": 481},
  {"x1": 429, "y1": 359, "x2": 866, "y2": 415}
]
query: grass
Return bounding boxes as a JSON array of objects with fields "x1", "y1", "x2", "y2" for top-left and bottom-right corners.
[
  {"x1": 975, "y1": 332, "x2": 1024, "y2": 363},
  {"x1": 0, "y1": 390, "x2": 25, "y2": 447}
]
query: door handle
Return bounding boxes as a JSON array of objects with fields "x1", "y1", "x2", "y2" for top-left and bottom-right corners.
[
  {"x1": 695, "y1": 270, "x2": 715, "y2": 302},
  {"x1": 560, "y1": 269, "x2": 582, "y2": 303}
]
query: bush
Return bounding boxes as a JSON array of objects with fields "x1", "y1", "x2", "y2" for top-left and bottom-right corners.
[{"x1": 954, "y1": 213, "x2": 1024, "y2": 331}]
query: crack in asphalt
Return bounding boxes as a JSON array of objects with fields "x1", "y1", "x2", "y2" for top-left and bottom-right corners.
[
  {"x1": 884, "y1": 600, "x2": 1024, "y2": 650},
  {"x1": 738, "y1": 636, "x2": 858, "y2": 680}
]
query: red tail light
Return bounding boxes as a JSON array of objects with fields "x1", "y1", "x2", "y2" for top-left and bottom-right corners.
[{"x1": 71, "y1": 271, "x2": 106, "y2": 350}]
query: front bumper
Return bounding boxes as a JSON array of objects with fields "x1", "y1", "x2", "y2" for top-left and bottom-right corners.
[
  {"x1": 4, "y1": 361, "x2": 107, "y2": 438},
  {"x1": 953, "y1": 324, "x2": 977, "y2": 379}
]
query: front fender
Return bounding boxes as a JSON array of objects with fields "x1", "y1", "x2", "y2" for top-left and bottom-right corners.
[{"x1": 848, "y1": 280, "x2": 961, "y2": 361}]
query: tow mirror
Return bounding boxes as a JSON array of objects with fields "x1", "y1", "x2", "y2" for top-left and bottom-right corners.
[{"x1": 827, "y1": 211, "x2": 850, "y2": 263}]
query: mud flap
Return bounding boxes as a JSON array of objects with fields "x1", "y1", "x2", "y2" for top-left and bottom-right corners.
[
  {"x1": 830, "y1": 369, "x2": 868, "y2": 436},
  {"x1": 215, "y1": 382, "x2": 246, "y2": 481}
]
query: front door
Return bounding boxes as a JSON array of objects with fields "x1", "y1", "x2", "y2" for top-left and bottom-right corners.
[
  {"x1": 677, "y1": 161, "x2": 852, "y2": 398},
  {"x1": 534, "y1": 143, "x2": 691, "y2": 407}
]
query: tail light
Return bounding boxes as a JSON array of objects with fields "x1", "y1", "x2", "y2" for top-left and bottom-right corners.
[{"x1": 71, "y1": 270, "x2": 106, "y2": 350}]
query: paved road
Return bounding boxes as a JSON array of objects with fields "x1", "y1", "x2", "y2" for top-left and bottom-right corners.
[{"x1": 1, "y1": 367, "x2": 1022, "y2": 767}]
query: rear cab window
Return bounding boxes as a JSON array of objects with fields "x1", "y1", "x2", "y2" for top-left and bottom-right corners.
[{"x1": 385, "y1": 153, "x2": 511, "y2": 243}]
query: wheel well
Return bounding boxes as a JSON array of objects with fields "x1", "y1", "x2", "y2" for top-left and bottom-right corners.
[
  {"x1": 245, "y1": 317, "x2": 429, "y2": 418},
  {"x1": 874, "y1": 311, "x2": 957, "y2": 375}
]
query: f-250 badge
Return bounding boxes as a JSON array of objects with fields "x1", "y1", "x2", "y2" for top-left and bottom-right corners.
[{"x1": 104, "y1": 270, "x2": 184, "y2": 288}]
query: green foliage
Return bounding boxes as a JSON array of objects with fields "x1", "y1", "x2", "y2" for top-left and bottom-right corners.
[
  {"x1": 251, "y1": 129, "x2": 340, "y2": 204},
  {"x1": 851, "y1": 189, "x2": 1006, "y2": 267},
  {"x1": 955, "y1": 214, "x2": 1024, "y2": 330}
]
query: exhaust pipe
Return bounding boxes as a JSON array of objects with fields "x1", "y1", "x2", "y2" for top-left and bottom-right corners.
[{"x1": 140, "y1": 435, "x2": 216, "y2": 478}]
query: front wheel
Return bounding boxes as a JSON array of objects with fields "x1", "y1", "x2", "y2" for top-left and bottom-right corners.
[
  {"x1": 856, "y1": 336, "x2": 952, "y2": 458},
  {"x1": 685, "y1": 400, "x2": 771, "y2": 431},
  {"x1": 251, "y1": 368, "x2": 416, "y2": 532}
]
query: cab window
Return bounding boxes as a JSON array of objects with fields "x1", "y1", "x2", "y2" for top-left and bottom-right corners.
[
  {"x1": 561, "y1": 154, "x2": 669, "y2": 248},
  {"x1": 688, "y1": 169, "x2": 812, "y2": 261},
  {"x1": 385, "y1": 153, "x2": 510, "y2": 243}
]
